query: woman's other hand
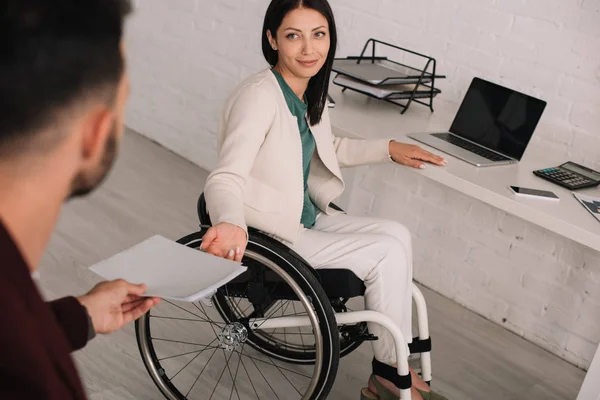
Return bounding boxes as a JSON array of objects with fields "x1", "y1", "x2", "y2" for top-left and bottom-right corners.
[
  {"x1": 200, "y1": 222, "x2": 247, "y2": 262},
  {"x1": 389, "y1": 140, "x2": 447, "y2": 169}
]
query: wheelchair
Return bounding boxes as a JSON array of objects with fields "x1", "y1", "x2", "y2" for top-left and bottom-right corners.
[{"x1": 135, "y1": 193, "x2": 433, "y2": 400}]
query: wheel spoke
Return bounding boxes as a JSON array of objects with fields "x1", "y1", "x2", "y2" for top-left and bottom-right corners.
[
  {"x1": 170, "y1": 337, "x2": 218, "y2": 381},
  {"x1": 151, "y1": 314, "x2": 224, "y2": 327},
  {"x1": 158, "y1": 347, "x2": 220, "y2": 362},
  {"x1": 161, "y1": 300, "x2": 224, "y2": 327},
  {"x1": 263, "y1": 354, "x2": 303, "y2": 396},
  {"x1": 209, "y1": 350, "x2": 236, "y2": 399},
  {"x1": 222, "y1": 348, "x2": 241, "y2": 400},
  {"x1": 229, "y1": 349, "x2": 244, "y2": 400},
  {"x1": 237, "y1": 343, "x2": 260, "y2": 399},
  {"x1": 241, "y1": 349, "x2": 280, "y2": 400},
  {"x1": 293, "y1": 302, "x2": 306, "y2": 351},
  {"x1": 185, "y1": 344, "x2": 220, "y2": 397},
  {"x1": 152, "y1": 337, "x2": 218, "y2": 348},
  {"x1": 236, "y1": 352, "x2": 312, "y2": 379}
]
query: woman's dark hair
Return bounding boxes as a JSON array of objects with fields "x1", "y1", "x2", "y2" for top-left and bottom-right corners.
[{"x1": 262, "y1": 0, "x2": 337, "y2": 126}]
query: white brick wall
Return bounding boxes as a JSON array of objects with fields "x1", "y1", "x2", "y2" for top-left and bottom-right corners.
[{"x1": 125, "y1": 0, "x2": 600, "y2": 368}]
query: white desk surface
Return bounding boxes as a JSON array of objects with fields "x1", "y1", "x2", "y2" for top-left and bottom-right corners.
[{"x1": 328, "y1": 85, "x2": 600, "y2": 253}]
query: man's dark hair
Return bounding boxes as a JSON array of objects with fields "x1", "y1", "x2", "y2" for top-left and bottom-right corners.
[
  {"x1": 262, "y1": 0, "x2": 338, "y2": 127},
  {"x1": 0, "y1": 0, "x2": 132, "y2": 153}
]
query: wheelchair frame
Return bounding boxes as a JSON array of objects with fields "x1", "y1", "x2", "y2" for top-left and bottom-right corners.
[{"x1": 246, "y1": 284, "x2": 431, "y2": 400}]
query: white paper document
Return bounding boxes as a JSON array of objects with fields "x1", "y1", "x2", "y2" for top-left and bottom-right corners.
[
  {"x1": 333, "y1": 74, "x2": 432, "y2": 99},
  {"x1": 573, "y1": 193, "x2": 600, "y2": 223},
  {"x1": 90, "y1": 235, "x2": 247, "y2": 302}
]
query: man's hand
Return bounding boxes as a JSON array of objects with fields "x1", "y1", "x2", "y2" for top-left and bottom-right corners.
[
  {"x1": 77, "y1": 280, "x2": 161, "y2": 335},
  {"x1": 389, "y1": 140, "x2": 447, "y2": 169},
  {"x1": 200, "y1": 222, "x2": 247, "y2": 262}
]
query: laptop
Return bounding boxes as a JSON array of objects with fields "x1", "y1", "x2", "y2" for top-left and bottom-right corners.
[{"x1": 409, "y1": 77, "x2": 547, "y2": 167}]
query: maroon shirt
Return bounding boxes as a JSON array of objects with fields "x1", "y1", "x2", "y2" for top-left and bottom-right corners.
[{"x1": 0, "y1": 221, "x2": 89, "y2": 399}]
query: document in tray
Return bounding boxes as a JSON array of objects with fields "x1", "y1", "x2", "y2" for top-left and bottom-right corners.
[
  {"x1": 333, "y1": 74, "x2": 434, "y2": 99},
  {"x1": 573, "y1": 193, "x2": 600, "y2": 223},
  {"x1": 89, "y1": 235, "x2": 247, "y2": 302}
]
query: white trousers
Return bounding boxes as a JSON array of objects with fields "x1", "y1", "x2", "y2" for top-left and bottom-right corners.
[{"x1": 289, "y1": 213, "x2": 413, "y2": 365}]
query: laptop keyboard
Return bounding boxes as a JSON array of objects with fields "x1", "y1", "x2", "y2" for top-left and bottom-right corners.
[{"x1": 432, "y1": 133, "x2": 511, "y2": 162}]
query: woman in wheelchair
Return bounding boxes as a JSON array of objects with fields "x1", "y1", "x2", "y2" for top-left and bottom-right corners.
[{"x1": 197, "y1": 1, "x2": 448, "y2": 399}]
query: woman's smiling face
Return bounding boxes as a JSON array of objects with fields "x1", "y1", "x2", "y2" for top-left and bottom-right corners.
[{"x1": 268, "y1": 7, "x2": 330, "y2": 80}]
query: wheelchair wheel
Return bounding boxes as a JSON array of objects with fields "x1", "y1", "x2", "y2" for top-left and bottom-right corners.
[{"x1": 135, "y1": 230, "x2": 340, "y2": 400}]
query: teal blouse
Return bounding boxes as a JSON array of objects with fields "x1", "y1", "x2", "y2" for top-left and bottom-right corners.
[{"x1": 272, "y1": 69, "x2": 319, "y2": 228}]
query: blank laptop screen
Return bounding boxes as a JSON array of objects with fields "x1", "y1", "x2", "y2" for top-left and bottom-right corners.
[{"x1": 449, "y1": 78, "x2": 547, "y2": 160}]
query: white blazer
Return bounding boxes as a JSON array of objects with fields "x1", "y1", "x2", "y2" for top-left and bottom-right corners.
[{"x1": 205, "y1": 69, "x2": 393, "y2": 244}]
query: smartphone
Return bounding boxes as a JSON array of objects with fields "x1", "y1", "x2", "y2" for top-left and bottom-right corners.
[{"x1": 509, "y1": 186, "x2": 559, "y2": 201}]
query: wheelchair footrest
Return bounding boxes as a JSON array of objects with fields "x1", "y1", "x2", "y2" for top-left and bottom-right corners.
[{"x1": 409, "y1": 337, "x2": 432, "y2": 354}]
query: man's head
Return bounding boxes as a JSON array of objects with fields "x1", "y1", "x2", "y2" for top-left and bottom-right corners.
[{"x1": 0, "y1": 0, "x2": 131, "y2": 198}]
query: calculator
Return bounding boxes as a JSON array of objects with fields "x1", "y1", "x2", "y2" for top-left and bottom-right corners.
[{"x1": 533, "y1": 162, "x2": 600, "y2": 190}]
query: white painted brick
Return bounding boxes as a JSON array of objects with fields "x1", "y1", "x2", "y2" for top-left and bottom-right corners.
[
  {"x1": 572, "y1": 32, "x2": 600, "y2": 61},
  {"x1": 512, "y1": 16, "x2": 565, "y2": 44},
  {"x1": 464, "y1": 201, "x2": 500, "y2": 231},
  {"x1": 568, "y1": 268, "x2": 600, "y2": 305},
  {"x1": 523, "y1": 321, "x2": 569, "y2": 353},
  {"x1": 455, "y1": 4, "x2": 514, "y2": 35},
  {"x1": 571, "y1": 130, "x2": 600, "y2": 162},
  {"x1": 446, "y1": 22, "x2": 482, "y2": 48},
  {"x1": 521, "y1": 273, "x2": 582, "y2": 311},
  {"x1": 497, "y1": 213, "x2": 527, "y2": 239},
  {"x1": 416, "y1": 179, "x2": 451, "y2": 204},
  {"x1": 432, "y1": 234, "x2": 471, "y2": 262},
  {"x1": 583, "y1": 0, "x2": 600, "y2": 12},
  {"x1": 498, "y1": 59, "x2": 562, "y2": 94},
  {"x1": 466, "y1": 243, "x2": 511, "y2": 271},
  {"x1": 377, "y1": 0, "x2": 429, "y2": 29},
  {"x1": 509, "y1": 244, "x2": 544, "y2": 270},
  {"x1": 527, "y1": 257, "x2": 572, "y2": 289},
  {"x1": 572, "y1": 299, "x2": 600, "y2": 343},
  {"x1": 519, "y1": 224, "x2": 558, "y2": 256},
  {"x1": 536, "y1": 43, "x2": 599, "y2": 80},
  {"x1": 457, "y1": 288, "x2": 510, "y2": 322},
  {"x1": 477, "y1": 33, "x2": 536, "y2": 62},
  {"x1": 417, "y1": 262, "x2": 458, "y2": 296},
  {"x1": 578, "y1": 10, "x2": 600, "y2": 36},
  {"x1": 584, "y1": 250, "x2": 600, "y2": 281},
  {"x1": 560, "y1": 77, "x2": 600, "y2": 104},
  {"x1": 452, "y1": 264, "x2": 489, "y2": 298},
  {"x1": 495, "y1": 0, "x2": 565, "y2": 22},
  {"x1": 564, "y1": 334, "x2": 597, "y2": 368},
  {"x1": 539, "y1": 96, "x2": 574, "y2": 126},
  {"x1": 554, "y1": 240, "x2": 587, "y2": 268},
  {"x1": 394, "y1": 169, "x2": 424, "y2": 196},
  {"x1": 473, "y1": 230, "x2": 514, "y2": 258},
  {"x1": 570, "y1": 102, "x2": 600, "y2": 133},
  {"x1": 444, "y1": 191, "x2": 472, "y2": 218}
]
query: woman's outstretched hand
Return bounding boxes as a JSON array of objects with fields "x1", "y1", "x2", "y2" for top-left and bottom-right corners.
[
  {"x1": 389, "y1": 140, "x2": 447, "y2": 169},
  {"x1": 200, "y1": 222, "x2": 247, "y2": 262}
]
